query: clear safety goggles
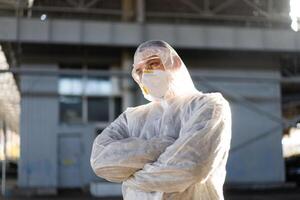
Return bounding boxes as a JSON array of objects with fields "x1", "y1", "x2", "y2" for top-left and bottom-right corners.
[{"x1": 132, "y1": 55, "x2": 165, "y2": 82}]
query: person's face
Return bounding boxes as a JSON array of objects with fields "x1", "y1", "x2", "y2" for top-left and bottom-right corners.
[{"x1": 135, "y1": 55, "x2": 165, "y2": 79}]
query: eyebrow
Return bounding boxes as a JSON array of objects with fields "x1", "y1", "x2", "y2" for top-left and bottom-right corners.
[{"x1": 145, "y1": 57, "x2": 161, "y2": 65}]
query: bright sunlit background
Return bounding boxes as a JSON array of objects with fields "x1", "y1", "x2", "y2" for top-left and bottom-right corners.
[{"x1": 289, "y1": 0, "x2": 300, "y2": 31}]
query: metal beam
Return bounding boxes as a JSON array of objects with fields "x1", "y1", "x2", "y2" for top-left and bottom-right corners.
[
  {"x1": 0, "y1": 17, "x2": 299, "y2": 51},
  {"x1": 85, "y1": 0, "x2": 100, "y2": 8},
  {"x1": 212, "y1": 0, "x2": 236, "y2": 13},
  {"x1": 146, "y1": 11, "x2": 288, "y2": 23},
  {"x1": 65, "y1": 0, "x2": 79, "y2": 7},
  {"x1": 29, "y1": 5, "x2": 122, "y2": 15},
  {"x1": 179, "y1": 0, "x2": 202, "y2": 13},
  {"x1": 203, "y1": 0, "x2": 210, "y2": 13},
  {"x1": 0, "y1": 2, "x2": 290, "y2": 25},
  {"x1": 242, "y1": 0, "x2": 269, "y2": 18}
]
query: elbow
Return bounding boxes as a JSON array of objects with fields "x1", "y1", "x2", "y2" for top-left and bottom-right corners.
[
  {"x1": 93, "y1": 167, "x2": 125, "y2": 183},
  {"x1": 90, "y1": 157, "x2": 112, "y2": 181},
  {"x1": 90, "y1": 159, "x2": 105, "y2": 179},
  {"x1": 91, "y1": 164, "x2": 124, "y2": 183},
  {"x1": 90, "y1": 146, "x2": 134, "y2": 182},
  {"x1": 91, "y1": 160, "x2": 135, "y2": 183}
]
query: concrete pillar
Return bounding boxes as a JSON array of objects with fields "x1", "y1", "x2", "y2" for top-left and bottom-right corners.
[
  {"x1": 136, "y1": 0, "x2": 145, "y2": 23},
  {"x1": 122, "y1": 0, "x2": 134, "y2": 21},
  {"x1": 121, "y1": 51, "x2": 134, "y2": 110}
]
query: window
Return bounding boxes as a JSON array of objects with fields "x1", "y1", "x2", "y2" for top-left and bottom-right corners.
[
  {"x1": 58, "y1": 76, "x2": 112, "y2": 96},
  {"x1": 59, "y1": 96, "x2": 82, "y2": 123},
  {"x1": 58, "y1": 65, "x2": 122, "y2": 124},
  {"x1": 85, "y1": 77, "x2": 112, "y2": 96},
  {"x1": 114, "y1": 97, "x2": 123, "y2": 118},
  {"x1": 58, "y1": 75, "x2": 83, "y2": 95},
  {"x1": 88, "y1": 97, "x2": 109, "y2": 122}
]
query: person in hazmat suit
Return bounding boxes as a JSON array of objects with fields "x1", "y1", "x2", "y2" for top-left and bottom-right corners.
[{"x1": 90, "y1": 40, "x2": 232, "y2": 200}]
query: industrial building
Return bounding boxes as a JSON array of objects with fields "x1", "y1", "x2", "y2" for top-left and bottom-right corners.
[{"x1": 0, "y1": 0, "x2": 300, "y2": 196}]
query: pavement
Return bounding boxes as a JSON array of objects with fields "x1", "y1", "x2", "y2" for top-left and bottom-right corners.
[
  {"x1": 224, "y1": 188, "x2": 300, "y2": 200},
  {"x1": 2, "y1": 188, "x2": 300, "y2": 200}
]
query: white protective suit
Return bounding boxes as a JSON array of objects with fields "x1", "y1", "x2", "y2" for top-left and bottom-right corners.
[{"x1": 90, "y1": 40, "x2": 232, "y2": 200}]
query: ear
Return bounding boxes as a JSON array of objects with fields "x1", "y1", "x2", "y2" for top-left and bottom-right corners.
[{"x1": 173, "y1": 55, "x2": 182, "y2": 70}]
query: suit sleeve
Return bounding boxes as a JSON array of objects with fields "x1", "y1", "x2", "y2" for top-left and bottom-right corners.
[
  {"x1": 123, "y1": 97, "x2": 232, "y2": 193},
  {"x1": 90, "y1": 110, "x2": 174, "y2": 183}
]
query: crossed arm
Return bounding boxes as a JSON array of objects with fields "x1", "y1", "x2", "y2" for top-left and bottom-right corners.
[
  {"x1": 90, "y1": 111, "x2": 174, "y2": 182},
  {"x1": 91, "y1": 98, "x2": 231, "y2": 193}
]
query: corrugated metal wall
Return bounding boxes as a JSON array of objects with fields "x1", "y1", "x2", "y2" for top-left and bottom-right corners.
[
  {"x1": 18, "y1": 64, "x2": 59, "y2": 187},
  {"x1": 192, "y1": 69, "x2": 285, "y2": 183}
]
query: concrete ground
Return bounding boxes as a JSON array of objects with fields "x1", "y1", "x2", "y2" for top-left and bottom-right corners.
[
  {"x1": 224, "y1": 188, "x2": 300, "y2": 200},
  {"x1": 2, "y1": 188, "x2": 300, "y2": 200}
]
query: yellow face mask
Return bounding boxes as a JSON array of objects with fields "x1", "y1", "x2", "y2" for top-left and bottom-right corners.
[
  {"x1": 143, "y1": 69, "x2": 154, "y2": 74},
  {"x1": 142, "y1": 85, "x2": 149, "y2": 94}
]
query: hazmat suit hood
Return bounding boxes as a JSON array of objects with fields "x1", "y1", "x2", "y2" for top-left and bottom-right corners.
[{"x1": 132, "y1": 40, "x2": 198, "y2": 102}]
